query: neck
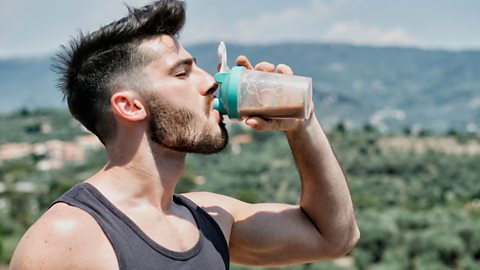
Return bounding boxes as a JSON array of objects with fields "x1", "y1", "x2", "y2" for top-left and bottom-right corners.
[{"x1": 87, "y1": 136, "x2": 187, "y2": 212}]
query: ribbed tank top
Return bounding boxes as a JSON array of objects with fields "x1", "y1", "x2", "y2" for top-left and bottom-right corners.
[{"x1": 51, "y1": 183, "x2": 229, "y2": 269}]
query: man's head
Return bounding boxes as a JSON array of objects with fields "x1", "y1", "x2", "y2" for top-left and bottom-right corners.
[
  {"x1": 138, "y1": 35, "x2": 228, "y2": 154},
  {"x1": 55, "y1": 0, "x2": 228, "y2": 153}
]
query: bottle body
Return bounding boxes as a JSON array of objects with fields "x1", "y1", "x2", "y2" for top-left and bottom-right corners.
[
  {"x1": 237, "y1": 69, "x2": 312, "y2": 119},
  {"x1": 214, "y1": 66, "x2": 312, "y2": 120}
]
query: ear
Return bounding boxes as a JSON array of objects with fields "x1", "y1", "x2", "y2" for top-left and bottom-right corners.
[{"x1": 111, "y1": 91, "x2": 147, "y2": 122}]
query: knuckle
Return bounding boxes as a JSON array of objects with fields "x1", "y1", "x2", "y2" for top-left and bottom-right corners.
[
  {"x1": 255, "y1": 62, "x2": 274, "y2": 71},
  {"x1": 276, "y1": 64, "x2": 293, "y2": 75}
]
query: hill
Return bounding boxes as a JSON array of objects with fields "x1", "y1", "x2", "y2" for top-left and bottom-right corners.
[
  {"x1": 1, "y1": 113, "x2": 479, "y2": 269},
  {"x1": 0, "y1": 57, "x2": 63, "y2": 112},
  {"x1": 1, "y1": 43, "x2": 479, "y2": 132}
]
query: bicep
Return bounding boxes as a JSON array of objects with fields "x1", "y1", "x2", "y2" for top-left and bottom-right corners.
[
  {"x1": 185, "y1": 192, "x2": 334, "y2": 266},
  {"x1": 229, "y1": 202, "x2": 331, "y2": 267}
]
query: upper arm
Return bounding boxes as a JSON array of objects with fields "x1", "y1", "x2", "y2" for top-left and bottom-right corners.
[
  {"x1": 228, "y1": 202, "x2": 334, "y2": 266},
  {"x1": 10, "y1": 203, "x2": 116, "y2": 270},
  {"x1": 184, "y1": 192, "x2": 333, "y2": 267}
]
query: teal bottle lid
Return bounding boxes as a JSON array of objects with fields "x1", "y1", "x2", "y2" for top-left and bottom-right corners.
[{"x1": 213, "y1": 66, "x2": 245, "y2": 119}]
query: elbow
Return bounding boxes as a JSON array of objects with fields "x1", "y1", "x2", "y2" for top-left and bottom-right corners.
[
  {"x1": 328, "y1": 224, "x2": 361, "y2": 258},
  {"x1": 305, "y1": 225, "x2": 361, "y2": 263},
  {"x1": 341, "y1": 225, "x2": 360, "y2": 256},
  {"x1": 311, "y1": 220, "x2": 360, "y2": 260}
]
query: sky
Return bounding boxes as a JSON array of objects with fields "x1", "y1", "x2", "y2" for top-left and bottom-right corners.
[{"x1": 1, "y1": 0, "x2": 479, "y2": 59}]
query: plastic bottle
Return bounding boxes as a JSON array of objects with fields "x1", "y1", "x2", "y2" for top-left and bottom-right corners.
[{"x1": 213, "y1": 42, "x2": 312, "y2": 119}]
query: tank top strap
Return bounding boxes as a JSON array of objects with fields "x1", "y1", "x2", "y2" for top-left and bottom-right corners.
[{"x1": 174, "y1": 194, "x2": 229, "y2": 266}]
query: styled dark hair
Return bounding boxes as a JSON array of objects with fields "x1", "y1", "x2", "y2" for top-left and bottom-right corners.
[{"x1": 54, "y1": 0, "x2": 186, "y2": 144}]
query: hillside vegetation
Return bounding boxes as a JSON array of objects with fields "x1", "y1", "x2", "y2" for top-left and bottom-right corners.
[{"x1": 0, "y1": 109, "x2": 479, "y2": 269}]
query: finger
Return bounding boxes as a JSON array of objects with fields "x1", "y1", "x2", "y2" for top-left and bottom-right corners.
[
  {"x1": 275, "y1": 64, "x2": 293, "y2": 75},
  {"x1": 244, "y1": 117, "x2": 268, "y2": 131},
  {"x1": 255, "y1": 62, "x2": 275, "y2": 73},
  {"x1": 236, "y1": 55, "x2": 254, "y2": 70},
  {"x1": 245, "y1": 116, "x2": 302, "y2": 131},
  {"x1": 217, "y1": 63, "x2": 222, "y2": 72},
  {"x1": 306, "y1": 101, "x2": 315, "y2": 119}
]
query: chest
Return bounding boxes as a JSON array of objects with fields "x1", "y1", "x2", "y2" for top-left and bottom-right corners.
[{"x1": 126, "y1": 210, "x2": 201, "y2": 252}]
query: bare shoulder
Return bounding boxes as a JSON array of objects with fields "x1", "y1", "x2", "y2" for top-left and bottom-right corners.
[
  {"x1": 10, "y1": 203, "x2": 117, "y2": 270},
  {"x1": 181, "y1": 192, "x2": 243, "y2": 241},
  {"x1": 182, "y1": 191, "x2": 297, "y2": 218},
  {"x1": 181, "y1": 191, "x2": 242, "y2": 210},
  {"x1": 181, "y1": 191, "x2": 296, "y2": 224},
  {"x1": 181, "y1": 191, "x2": 255, "y2": 219}
]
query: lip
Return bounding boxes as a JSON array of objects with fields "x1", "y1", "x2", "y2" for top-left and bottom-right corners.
[
  {"x1": 211, "y1": 108, "x2": 222, "y2": 121},
  {"x1": 206, "y1": 95, "x2": 222, "y2": 121}
]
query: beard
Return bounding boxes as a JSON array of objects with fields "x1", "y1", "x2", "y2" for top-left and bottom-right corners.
[{"x1": 143, "y1": 92, "x2": 228, "y2": 154}]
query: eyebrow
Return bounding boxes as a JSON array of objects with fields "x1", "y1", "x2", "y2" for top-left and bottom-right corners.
[{"x1": 168, "y1": 57, "x2": 197, "y2": 74}]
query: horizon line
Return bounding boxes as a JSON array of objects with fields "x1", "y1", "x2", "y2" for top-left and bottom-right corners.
[{"x1": 2, "y1": 41, "x2": 480, "y2": 61}]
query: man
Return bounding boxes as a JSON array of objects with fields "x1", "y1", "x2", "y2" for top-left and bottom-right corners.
[{"x1": 10, "y1": 1, "x2": 359, "y2": 269}]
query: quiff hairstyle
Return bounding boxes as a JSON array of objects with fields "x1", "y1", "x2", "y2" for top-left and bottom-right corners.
[{"x1": 54, "y1": 0, "x2": 186, "y2": 144}]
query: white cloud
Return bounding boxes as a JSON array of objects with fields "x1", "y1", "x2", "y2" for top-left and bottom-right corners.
[
  {"x1": 1, "y1": 0, "x2": 478, "y2": 58},
  {"x1": 233, "y1": 9, "x2": 307, "y2": 42},
  {"x1": 229, "y1": 0, "x2": 346, "y2": 44},
  {"x1": 324, "y1": 21, "x2": 418, "y2": 47}
]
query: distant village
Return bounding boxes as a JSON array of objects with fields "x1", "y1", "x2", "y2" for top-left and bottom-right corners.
[
  {"x1": 0, "y1": 119, "x2": 257, "y2": 188},
  {"x1": 0, "y1": 134, "x2": 102, "y2": 170}
]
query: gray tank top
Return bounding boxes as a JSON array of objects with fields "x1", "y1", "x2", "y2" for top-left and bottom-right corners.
[{"x1": 51, "y1": 183, "x2": 229, "y2": 269}]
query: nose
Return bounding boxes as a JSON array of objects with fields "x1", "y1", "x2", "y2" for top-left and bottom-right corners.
[{"x1": 198, "y1": 68, "x2": 218, "y2": 96}]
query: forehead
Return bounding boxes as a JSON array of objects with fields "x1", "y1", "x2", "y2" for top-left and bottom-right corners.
[{"x1": 140, "y1": 35, "x2": 191, "y2": 69}]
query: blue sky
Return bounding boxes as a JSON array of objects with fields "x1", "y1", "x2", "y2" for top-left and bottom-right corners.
[{"x1": 1, "y1": 0, "x2": 479, "y2": 59}]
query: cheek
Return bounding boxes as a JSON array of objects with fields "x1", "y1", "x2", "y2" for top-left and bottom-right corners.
[{"x1": 162, "y1": 84, "x2": 203, "y2": 111}]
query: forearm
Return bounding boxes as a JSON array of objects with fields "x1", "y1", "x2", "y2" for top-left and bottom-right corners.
[{"x1": 286, "y1": 113, "x2": 359, "y2": 254}]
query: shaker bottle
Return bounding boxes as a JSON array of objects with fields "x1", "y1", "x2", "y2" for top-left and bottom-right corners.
[{"x1": 213, "y1": 42, "x2": 312, "y2": 120}]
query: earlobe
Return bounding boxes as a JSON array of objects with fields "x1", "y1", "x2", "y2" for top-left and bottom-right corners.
[{"x1": 111, "y1": 92, "x2": 147, "y2": 121}]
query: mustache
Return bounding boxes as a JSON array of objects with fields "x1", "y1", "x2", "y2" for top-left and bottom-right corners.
[
  {"x1": 206, "y1": 85, "x2": 217, "y2": 96},
  {"x1": 205, "y1": 86, "x2": 217, "y2": 115}
]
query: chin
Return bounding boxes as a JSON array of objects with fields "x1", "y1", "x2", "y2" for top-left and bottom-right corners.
[{"x1": 196, "y1": 121, "x2": 229, "y2": 154}]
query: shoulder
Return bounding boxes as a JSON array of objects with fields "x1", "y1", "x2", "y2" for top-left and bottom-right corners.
[
  {"x1": 181, "y1": 191, "x2": 294, "y2": 220},
  {"x1": 10, "y1": 202, "x2": 117, "y2": 270},
  {"x1": 181, "y1": 191, "x2": 237, "y2": 207},
  {"x1": 181, "y1": 191, "x2": 248, "y2": 217},
  {"x1": 181, "y1": 192, "x2": 247, "y2": 241}
]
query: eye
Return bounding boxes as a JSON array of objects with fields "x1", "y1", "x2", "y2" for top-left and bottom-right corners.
[
  {"x1": 175, "y1": 69, "x2": 191, "y2": 78},
  {"x1": 175, "y1": 72, "x2": 187, "y2": 77}
]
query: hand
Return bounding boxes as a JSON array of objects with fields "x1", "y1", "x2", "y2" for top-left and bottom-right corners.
[{"x1": 235, "y1": 55, "x2": 313, "y2": 132}]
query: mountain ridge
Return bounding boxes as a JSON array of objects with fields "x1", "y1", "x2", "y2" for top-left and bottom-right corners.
[{"x1": 1, "y1": 42, "x2": 479, "y2": 132}]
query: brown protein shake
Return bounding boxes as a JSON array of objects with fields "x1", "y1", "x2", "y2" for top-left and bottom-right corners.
[{"x1": 239, "y1": 105, "x2": 305, "y2": 119}]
